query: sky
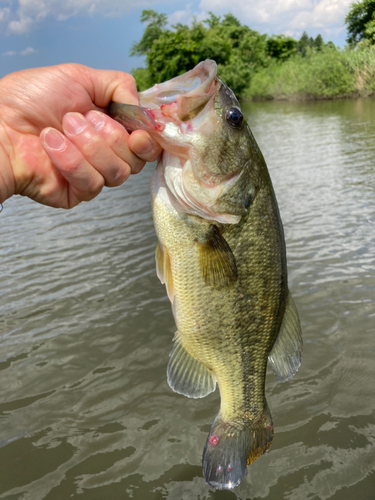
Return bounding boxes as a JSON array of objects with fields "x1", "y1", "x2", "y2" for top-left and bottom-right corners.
[{"x1": 0, "y1": 0, "x2": 354, "y2": 79}]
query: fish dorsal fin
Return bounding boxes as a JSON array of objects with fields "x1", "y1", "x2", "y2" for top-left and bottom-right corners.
[
  {"x1": 196, "y1": 225, "x2": 238, "y2": 288},
  {"x1": 268, "y1": 292, "x2": 303, "y2": 383},
  {"x1": 167, "y1": 333, "x2": 216, "y2": 398},
  {"x1": 155, "y1": 241, "x2": 174, "y2": 303}
]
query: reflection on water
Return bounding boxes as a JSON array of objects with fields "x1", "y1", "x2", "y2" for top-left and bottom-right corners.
[{"x1": 1, "y1": 98, "x2": 374, "y2": 499}]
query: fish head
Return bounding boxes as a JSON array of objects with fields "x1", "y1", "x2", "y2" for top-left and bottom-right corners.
[{"x1": 109, "y1": 60, "x2": 259, "y2": 223}]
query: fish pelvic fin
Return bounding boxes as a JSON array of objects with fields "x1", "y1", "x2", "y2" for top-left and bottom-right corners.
[
  {"x1": 202, "y1": 404, "x2": 273, "y2": 490},
  {"x1": 167, "y1": 333, "x2": 216, "y2": 398},
  {"x1": 268, "y1": 291, "x2": 303, "y2": 383}
]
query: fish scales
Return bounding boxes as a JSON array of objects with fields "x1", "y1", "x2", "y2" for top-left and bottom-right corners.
[
  {"x1": 109, "y1": 59, "x2": 302, "y2": 490},
  {"x1": 153, "y1": 172, "x2": 286, "y2": 418}
]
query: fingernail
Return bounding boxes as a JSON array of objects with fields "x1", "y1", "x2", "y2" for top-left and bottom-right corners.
[
  {"x1": 86, "y1": 111, "x2": 105, "y2": 131},
  {"x1": 43, "y1": 128, "x2": 66, "y2": 151},
  {"x1": 64, "y1": 113, "x2": 87, "y2": 135},
  {"x1": 132, "y1": 136, "x2": 154, "y2": 156}
]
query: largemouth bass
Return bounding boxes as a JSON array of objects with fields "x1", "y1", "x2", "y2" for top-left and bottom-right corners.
[{"x1": 109, "y1": 60, "x2": 302, "y2": 490}]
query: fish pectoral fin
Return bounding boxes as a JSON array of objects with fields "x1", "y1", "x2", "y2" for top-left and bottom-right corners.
[
  {"x1": 167, "y1": 333, "x2": 216, "y2": 399},
  {"x1": 155, "y1": 241, "x2": 174, "y2": 303},
  {"x1": 196, "y1": 225, "x2": 238, "y2": 288},
  {"x1": 268, "y1": 292, "x2": 303, "y2": 383}
]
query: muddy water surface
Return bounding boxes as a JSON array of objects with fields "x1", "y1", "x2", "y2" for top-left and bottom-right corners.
[{"x1": 1, "y1": 98, "x2": 374, "y2": 499}]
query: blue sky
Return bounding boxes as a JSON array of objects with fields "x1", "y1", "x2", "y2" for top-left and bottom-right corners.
[{"x1": 0, "y1": 0, "x2": 353, "y2": 79}]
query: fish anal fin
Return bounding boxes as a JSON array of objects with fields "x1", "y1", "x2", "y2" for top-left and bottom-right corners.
[
  {"x1": 167, "y1": 333, "x2": 216, "y2": 399},
  {"x1": 268, "y1": 292, "x2": 303, "y2": 383},
  {"x1": 196, "y1": 225, "x2": 238, "y2": 288},
  {"x1": 155, "y1": 241, "x2": 174, "y2": 303},
  {"x1": 203, "y1": 404, "x2": 273, "y2": 490}
]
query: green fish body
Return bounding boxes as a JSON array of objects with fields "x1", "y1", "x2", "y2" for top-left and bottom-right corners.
[{"x1": 109, "y1": 60, "x2": 302, "y2": 490}]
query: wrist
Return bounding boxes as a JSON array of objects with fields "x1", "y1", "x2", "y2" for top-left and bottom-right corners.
[{"x1": 0, "y1": 124, "x2": 15, "y2": 204}]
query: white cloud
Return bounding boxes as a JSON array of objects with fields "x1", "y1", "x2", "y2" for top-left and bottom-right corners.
[
  {"x1": 8, "y1": 15, "x2": 33, "y2": 34},
  {"x1": 2, "y1": 47, "x2": 36, "y2": 56},
  {"x1": 0, "y1": 7, "x2": 10, "y2": 22},
  {"x1": 5, "y1": 0, "x2": 177, "y2": 35},
  {"x1": 289, "y1": 0, "x2": 352, "y2": 30},
  {"x1": 20, "y1": 46, "x2": 35, "y2": 55},
  {"x1": 2, "y1": 0, "x2": 353, "y2": 40},
  {"x1": 198, "y1": 0, "x2": 352, "y2": 38},
  {"x1": 168, "y1": 5, "x2": 207, "y2": 27},
  {"x1": 3, "y1": 50, "x2": 17, "y2": 56}
]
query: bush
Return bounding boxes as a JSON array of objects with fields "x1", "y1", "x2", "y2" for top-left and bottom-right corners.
[
  {"x1": 344, "y1": 43, "x2": 375, "y2": 94},
  {"x1": 245, "y1": 47, "x2": 358, "y2": 100}
]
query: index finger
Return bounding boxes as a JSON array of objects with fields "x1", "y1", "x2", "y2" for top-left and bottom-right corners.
[{"x1": 60, "y1": 65, "x2": 140, "y2": 109}]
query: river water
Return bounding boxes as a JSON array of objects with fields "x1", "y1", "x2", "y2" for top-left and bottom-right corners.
[{"x1": 1, "y1": 98, "x2": 374, "y2": 500}]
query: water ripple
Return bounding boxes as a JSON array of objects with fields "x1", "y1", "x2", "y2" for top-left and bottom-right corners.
[{"x1": 1, "y1": 100, "x2": 375, "y2": 499}]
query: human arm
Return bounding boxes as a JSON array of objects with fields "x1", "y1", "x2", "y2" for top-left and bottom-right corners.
[{"x1": 0, "y1": 63, "x2": 161, "y2": 208}]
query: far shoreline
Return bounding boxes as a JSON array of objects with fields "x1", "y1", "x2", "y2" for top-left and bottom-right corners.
[{"x1": 241, "y1": 91, "x2": 375, "y2": 102}]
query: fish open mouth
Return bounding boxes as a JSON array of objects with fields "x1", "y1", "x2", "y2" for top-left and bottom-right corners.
[
  {"x1": 108, "y1": 60, "x2": 219, "y2": 133},
  {"x1": 139, "y1": 60, "x2": 220, "y2": 122}
]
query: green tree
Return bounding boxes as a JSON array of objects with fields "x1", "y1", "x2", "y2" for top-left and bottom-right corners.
[
  {"x1": 297, "y1": 32, "x2": 321, "y2": 56},
  {"x1": 131, "y1": 10, "x2": 167, "y2": 56},
  {"x1": 131, "y1": 67, "x2": 153, "y2": 90},
  {"x1": 130, "y1": 11, "x2": 335, "y2": 96},
  {"x1": 297, "y1": 32, "x2": 327, "y2": 56},
  {"x1": 204, "y1": 12, "x2": 221, "y2": 28},
  {"x1": 314, "y1": 34, "x2": 324, "y2": 51},
  {"x1": 206, "y1": 14, "x2": 268, "y2": 94},
  {"x1": 297, "y1": 31, "x2": 311, "y2": 56},
  {"x1": 146, "y1": 21, "x2": 230, "y2": 84},
  {"x1": 266, "y1": 34, "x2": 298, "y2": 60},
  {"x1": 130, "y1": 10, "x2": 269, "y2": 96},
  {"x1": 345, "y1": 0, "x2": 375, "y2": 45}
]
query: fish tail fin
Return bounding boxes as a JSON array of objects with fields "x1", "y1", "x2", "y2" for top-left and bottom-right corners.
[{"x1": 202, "y1": 403, "x2": 273, "y2": 490}]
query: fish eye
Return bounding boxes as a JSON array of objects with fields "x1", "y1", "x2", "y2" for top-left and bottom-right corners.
[{"x1": 226, "y1": 107, "x2": 243, "y2": 128}]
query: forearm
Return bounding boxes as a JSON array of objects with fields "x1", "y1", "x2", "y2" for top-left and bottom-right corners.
[{"x1": 0, "y1": 128, "x2": 15, "y2": 204}]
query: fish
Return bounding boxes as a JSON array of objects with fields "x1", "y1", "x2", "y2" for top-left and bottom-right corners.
[{"x1": 109, "y1": 60, "x2": 302, "y2": 490}]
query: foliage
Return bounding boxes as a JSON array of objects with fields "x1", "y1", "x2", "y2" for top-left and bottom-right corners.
[
  {"x1": 130, "y1": 8, "x2": 375, "y2": 100},
  {"x1": 344, "y1": 44, "x2": 375, "y2": 93},
  {"x1": 131, "y1": 67, "x2": 153, "y2": 91},
  {"x1": 131, "y1": 11, "x2": 269, "y2": 95},
  {"x1": 131, "y1": 11, "x2": 231, "y2": 90},
  {"x1": 266, "y1": 35, "x2": 297, "y2": 60},
  {"x1": 244, "y1": 46, "x2": 375, "y2": 100},
  {"x1": 345, "y1": 0, "x2": 375, "y2": 46},
  {"x1": 130, "y1": 10, "x2": 167, "y2": 56},
  {"x1": 297, "y1": 32, "x2": 327, "y2": 56}
]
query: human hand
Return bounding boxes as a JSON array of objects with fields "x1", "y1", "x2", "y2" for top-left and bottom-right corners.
[{"x1": 0, "y1": 64, "x2": 162, "y2": 208}]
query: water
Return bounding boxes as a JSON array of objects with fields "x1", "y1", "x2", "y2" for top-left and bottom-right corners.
[{"x1": 1, "y1": 98, "x2": 374, "y2": 500}]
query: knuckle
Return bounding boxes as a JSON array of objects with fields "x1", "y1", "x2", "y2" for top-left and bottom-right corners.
[
  {"x1": 84, "y1": 178, "x2": 104, "y2": 199},
  {"x1": 104, "y1": 125, "x2": 125, "y2": 149},
  {"x1": 105, "y1": 164, "x2": 131, "y2": 187},
  {"x1": 117, "y1": 71, "x2": 136, "y2": 90},
  {"x1": 61, "y1": 158, "x2": 81, "y2": 174},
  {"x1": 130, "y1": 158, "x2": 146, "y2": 175},
  {"x1": 80, "y1": 134, "x2": 102, "y2": 157}
]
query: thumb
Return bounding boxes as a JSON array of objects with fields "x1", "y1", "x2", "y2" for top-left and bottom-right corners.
[{"x1": 63, "y1": 64, "x2": 140, "y2": 108}]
